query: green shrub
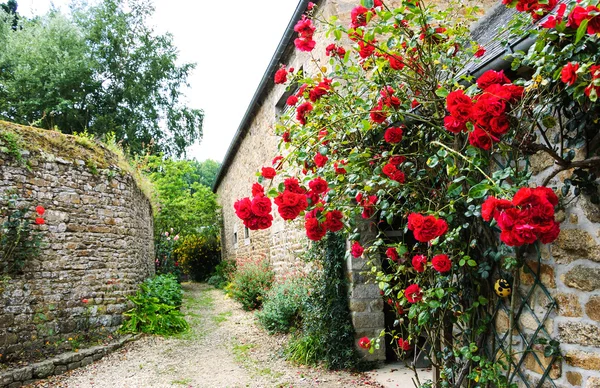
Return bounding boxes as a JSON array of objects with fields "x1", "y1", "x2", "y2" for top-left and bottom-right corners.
[
  {"x1": 285, "y1": 334, "x2": 321, "y2": 366},
  {"x1": 230, "y1": 260, "x2": 274, "y2": 311},
  {"x1": 119, "y1": 274, "x2": 188, "y2": 336},
  {"x1": 142, "y1": 273, "x2": 183, "y2": 307},
  {"x1": 173, "y1": 234, "x2": 221, "y2": 281},
  {"x1": 256, "y1": 277, "x2": 309, "y2": 334},
  {"x1": 207, "y1": 259, "x2": 236, "y2": 289}
]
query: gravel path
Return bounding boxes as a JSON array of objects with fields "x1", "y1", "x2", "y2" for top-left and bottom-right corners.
[{"x1": 29, "y1": 283, "x2": 382, "y2": 388}]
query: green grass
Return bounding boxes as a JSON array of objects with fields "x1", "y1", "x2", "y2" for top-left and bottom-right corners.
[
  {"x1": 171, "y1": 378, "x2": 192, "y2": 385},
  {"x1": 212, "y1": 311, "x2": 232, "y2": 325}
]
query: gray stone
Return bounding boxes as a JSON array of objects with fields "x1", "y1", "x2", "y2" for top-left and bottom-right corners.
[
  {"x1": 11, "y1": 367, "x2": 32, "y2": 382},
  {"x1": 33, "y1": 361, "x2": 55, "y2": 378},
  {"x1": 351, "y1": 311, "x2": 385, "y2": 330},
  {"x1": 558, "y1": 322, "x2": 600, "y2": 347},
  {"x1": 80, "y1": 356, "x2": 93, "y2": 367},
  {"x1": 563, "y1": 266, "x2": 600, "y2": 292}
]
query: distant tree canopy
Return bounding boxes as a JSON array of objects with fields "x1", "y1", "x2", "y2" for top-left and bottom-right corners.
[
  {"x1": 0, "y1": 0, "x2": 203, "y2": 157},
  {"x1": 146, "y1": 156, "x2": 221, "y2": 239}
]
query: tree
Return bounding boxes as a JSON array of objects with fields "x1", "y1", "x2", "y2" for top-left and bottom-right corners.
[
  {"x1": 189, "y1": 159, "x2": 221, "y2": 188},
  {"x1": 0, "y1": 0, "x2": 18, "y2": 30},
  {"x1": 0, "y1": 0, "x2": 203, "y2": 156}
]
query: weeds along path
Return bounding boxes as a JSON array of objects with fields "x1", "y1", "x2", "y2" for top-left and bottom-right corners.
[{"x1": 31, "y1": 283, "x2": 380, "y2": 388}]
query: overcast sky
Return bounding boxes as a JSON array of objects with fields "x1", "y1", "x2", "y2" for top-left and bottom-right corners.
[{"x1": 19, "y1": 0, "x2": 300, "y2": 162}]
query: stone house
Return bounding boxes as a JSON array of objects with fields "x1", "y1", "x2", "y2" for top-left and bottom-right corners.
[{"x1": 213, "y1": 0, "x2": 600, "y2": 386}]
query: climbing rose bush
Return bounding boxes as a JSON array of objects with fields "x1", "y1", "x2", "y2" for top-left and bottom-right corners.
[{"x1": 233, "y1": 0, "x2": 600, "y2": 385}]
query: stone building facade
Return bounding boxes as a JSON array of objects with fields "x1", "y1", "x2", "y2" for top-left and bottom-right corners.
[
  {"x1": 213, "y1": 0, "x2": 600, "y2": 385},
  {"x1": 0, "y1": 122, "x2": 154, "y2": 363}
]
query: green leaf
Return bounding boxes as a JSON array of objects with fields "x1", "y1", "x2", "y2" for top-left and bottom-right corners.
[
  {"x1": 362, "y1": 0, "x2": 374, "y2": 8},
  {"x1": 435, "y1": 289, "x2": 445, "y2": 299},
  {"x1": 468, "y1": 183, "x2": 491, "y2": 199},
  {"x1": 427, "y1": 155, "x2": 439, "y2": 168},
  {"x1": 435, "y1": 87, "x2": 449, "y2": 98},
  {"x1": 575, "y1": 19, "x2": 589, "y2": 44},
  {"x1": 467, "y1": 260, "x2": 477, "y2": 267}
]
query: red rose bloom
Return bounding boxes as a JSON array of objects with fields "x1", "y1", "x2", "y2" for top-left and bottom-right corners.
[
  {"x1": 251, "y1": 196, "x2": 272, "y2": 217},
  {"x1": 476, "y1": 70, "x2": 510, "y2": 90},
  {"x1": 35, "y1": 217, "x2": 45, "y2": 225},
  {"x1": 286, "y1": 95, "x2": 298, "y2": 106},
  {"x1": 488, "y1": 115, "x2": 511, "y2": 136},
  {"x1": 446, "y1": 90, "x2": 472, "y2": 122},
  {"x1": 474, "y1": 45, "x2": 486, "y2": 58},
  {"x1": 314, "y1": 153, "x2": 328, "y2": 168},
  {"x1": 370, "y1": 102, "x2": 387, "y2": 123},
  {"x1": 36, "y1": 206, "x2": 45, "y2": 216},
  {"x1": 274, "y1": 191, "x2": 308, "y2": 220},
  {"x1": 324, "y1": 210, "x2": 344, "y2": 232},
  {"x1": 358, "y1": 40, "x2": 377, "y2": 58},
  {"x1": 294, "y1": 15, "x2": 315, "y2": 37},
  {"x1": 274, "y1": 67, "x2": 287, "y2": 84},
  {"x1": 282, "y1": 131, "x2": 291, "y2": 142},
  {"x1": 468, "y1": 127, "x2": 498, "y2": 151},
  {"x1": 296, "y1": 102, "x2": 313, "y2": 125},
  {"x1": 389, "y1": 156, "x2": 406, "y2": 165},
  {"x1": 261, "y1": 167, "x2": 276, "y2": 179},
  {"x1": 351, "y1": 5, "x2": 370, "y2": 28},
  {"x1": 284, "y1": 177, "x2": 305, "y2": 194},
  {"x1": 398, "y1": 338, "x2": 411, "y2": 351},
  {"x1": 384, "y1": 126, "x2": 404, "y2": 143},
  {"x1": 431, "y1": 254, "x2": 452, "y2": 273},
  {"x1": 567, "y1": 5, "x2": 589, "y2": 29},
  {"x1": 334, "y1": 160, "x2": 347, "y2": 174},
  {"x1": 252, "y1": 183, "x2": 264, "y2": 197},
  {"x1": 294, "y1": 37, "x2": 316, "y2": 52},
  {"x1": 387, "y1": 54, "x2": 405, "y2": 70},
  {"x1": 407, "y1": 213, "x2": 448, "y2": 242},
  {"x1": 404, "y1": 284, "x2": 423, "y2": 303},
  {"x1": 305, "y1": 218, "x2": 326, "y2": 241},
  {"x1": 234, "y1": 198, "x2": 253, "y2": 220},
  {"x1": 561, "y1": 62, "x2": 579, "y2": 86},
  {"x1": 308, "y1": 177, "x2": 329, "y2": 194},
  {"x1": 444, "y1": 115, "x2": 467, "y2": 134},
  {"x1": 272, "y1": 156, "x2": 283, "y2": 166},
  {"x1": 358, "y1": 336, "x2": 371, "y2": 349},
  {"x1": 386, "y1": 247, "x2": 399, "y2": 262},
  {"x1": 351, "y1": 241, "x2": 364, "y2": 258},
  {"x1": 481, "y1": 196, "x2": 513, "y2": 222},
  {"x1": 411, "y1": 254, "x2": 427, "y2": 273}
]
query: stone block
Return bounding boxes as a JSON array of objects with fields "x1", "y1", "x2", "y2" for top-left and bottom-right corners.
[
  {"x1": 54, "y1": 365, "x2": 67, "y2": 374},
  {"x1": 565, "y1": 350, "x2": 600, "y2": 370},
  {"x1": 566, "y1": 371, "x2": 582, "y2": 386},
  {"x1": 11, "y1": 367, "x2": 32, "y2": 382},
  {"x1": 350, "y1": 284, "x2": 381, "y2": 299},
  {"x1": 552, "y1": 229, "x2": 600, "y2": 263},
  {"x1": 80, "y1": 356, "x2": 93, "y2": 367},
  {"x1": 587, "y1": 377, "x2": 600, "y2": 388},
  {"x1": 33, "y1": 361, "x2": 55, "y2": 378},
  {"x1": 558, "y1": 322, "x2": 600, "y2": 347},
  {"x1": 67, "y1": 361, "x2": 81, "y2": 370},
  {"x1": 586, "y1": 295, "x2": 600, "y2": 322},
  {"x1": 349, "y1": 300, "x2": 367, "y2": 313},
  {"x1": 351, "y1": 312, "x2": 385, "y2": 330},
  {"x1": 562, "y1": 266, "x2": 600, "y2": 292},
  {"x1": 523, "y1": 349, "x2": 561, "y2": 379},
  {"x1": 553, "y1": 293, "x2": 582, "y2": 318},
  {"x1": 520, "y1": 261, "x2": 555, "y2": 288}
]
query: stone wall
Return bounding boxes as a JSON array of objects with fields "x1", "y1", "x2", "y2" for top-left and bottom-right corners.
[{"x1": 0, "y1": 122, "x2": 154, "y2": 363}]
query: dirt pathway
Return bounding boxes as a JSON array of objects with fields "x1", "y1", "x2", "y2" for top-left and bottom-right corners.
[{"x1": 31, "y1": 283, "x2": 381, "y2": 388}]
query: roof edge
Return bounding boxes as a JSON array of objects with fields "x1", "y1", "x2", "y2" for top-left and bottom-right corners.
[{"x1": 212, "y1": 0, "x2": 312, "y2": 192}]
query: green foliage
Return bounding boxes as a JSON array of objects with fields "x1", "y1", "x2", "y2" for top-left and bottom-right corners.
[
  {"x1": 0, "y1": 129, "x2": 24, "y2": 164},
  {"x1": 0, "y1": 195, "x2": 43, "y2": 273},
  {"x1": 230, "y1": 260, "x2": 274, "y2": 311},
  {"x1": 155, "y1": 230, "x2": 182, "y2": 279},
  {"x1": 0, "y1": 0, "x2": 203, "y2": 157},
  {"x1": 145, "y1": 155, "x2": 220, "y2": 239},
  {"x1": 256, "y1": 277, "x2": 309, "y2": 334},
  {"x1": 142, "y1": 274, "x2": 183, "y2": 307},
  {"x1": 120, "y1": 274, "x2": 188, "y2": 336},
  {"x1": 173, "y1": 234, "x2": 221, "y2": 281},
  {"x1": 288, "y1": 233, "x2": 357, "y2": 370},
  {"x1": 207, "y1": 259, "x2": 237, "y2": 289}
]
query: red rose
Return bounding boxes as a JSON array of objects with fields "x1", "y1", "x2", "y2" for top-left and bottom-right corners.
[
  {"x1": 444, "y1": 115, "x2": 467, "y2": 134},
  {"x1": 370, "y1": 102, "x2": 387, "y2": 123},
  {"x1": 282, "y1": 131, "x2": 291, "y2": 142},
  {"x1": 309, "y1": 80, "x2": 331, "y2": 102},
  {"x1": 295, "y1": 37, "x2": 316, "y2": 52},
  {"x1": 474, "y1": 45, "x2": 486, "y2": 58},
  {"x1": 407, "y1": 213, "x2": 448, "y2": 242},
  {"x1": 387, "y1": 54, "x2": 405, "y2": 70},
  {"x1": 35, "y1": 217, "x2": 45, "y2": 225},
  {"x1": 314, "y1": 153, "x2": 328, "y2": 168},
  {"x1": 274, "y1": 67, "x2": 287, "y2": 84},
  {"x1": 384, "y1": 126, "x2": 404, "y2": 144},
  {"x1": 567, "y1": 5, "x2": 589, "y2": 28},
  {"x1": 541, "y1": 3, "x2": 567, "y2": 28},
  {"x1": 404, "y1": 284, "x2": 423, "y2": 303},
  {"x1": 481, "y1": 196, "x2": 513, "y2": 222},
  {"x1": 351, "y1": 241, "x2": 364, "y2": 258},
  {"x1": 283, "y1": 178, "x2": 305, "y2": 194},
  {"x1": 286, "y1": 95, "x2": 298, "y2": 106},
  {"x1": 431, "y1": 254, "x2": 452, "y2": 273},
  {"x1": 305, "y1": 218, "x2": 326, "y2": 241},
  {"x1": 488, "y1": 115, "x2": 511, "y2": 136},
  {"x1": 351, "y1": 5, "x2": 370, "y2": 28},
  {"x1": 358, "y1": 39, "x2": 377, "y2": 58},
  {"x1": 446, "y1": 90, "x2": 472, "y2": 122},
  {"x1": 476, "y1": 70, "x2": 510, "y2": 90},
  {"x1": 561, "y1": 62, "x2": 579, "y2": 86},
  {"x1": 36, "y1": 206, "x2": 45, "y2": 216},
  {"x1": 296, "y1": 102, "x2": 313, "y2": 125},
  {"x1": 386, "y1": 247, "x2": 399, "y2": 262},
  {"x1": 294, "y1": 15, "x2": 315, "y2": 37},
  {"x1": 82, "y1": 299, "x2": 89, "y2": 304},
  {"x1": 334, "y1": 160, "x2": 347, "y2": 174},
  {"x1": 274, "y1": 191, "x2": 308, "y2": 220},
  {"x1": 252, "y1": 183, "x2": 264, "y2": 197},
  {"x1": 234, "y1": 198, "x2": 253, "y2": 220},
  {"x1": 468, "y1": 127, "x2": 498, "y2": 151},
  {"x1": 261, "y1": 167, "x2": 276, "y2": 179},
  {"x1": 358, "y1": 336, "x2": 371, "y2": 349},
  {"x1": 251, "y1": 196, "x2": 272, "y2": 217},
  {"x1": 244, "y1": 213, "x2": 273, "y2": 230},
  {"x1": 398, "y1": 338, "x2": 411, "y2": 351},
  {"x1": 308, "y1": 177, "x2": 329, "y2": 194},
  {"x1": 412, "y1": 254, "x2": 427, "y2": 273},
  {"x1": 324, "y1": 210, "x2": 344, "y2": 232},
  {"x1": 586, "y1": 6, "x2": 600, "y2": 34},
  {"x1": 540, "y1": 221, "x2": 560, "y2": 244},
  {"x1": 389, "y1": 156, "x2": 406, "y2": 165}
]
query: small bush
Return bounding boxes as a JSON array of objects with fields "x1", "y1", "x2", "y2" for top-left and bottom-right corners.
[
  {"x1": 230, "y1": 260, "x2": 274, "y2": 311},
  {"x1": 119, "y1": 274, "x2": 188, "y2": 336},
  {"x1": 256, "y1": 277, "x2": 309, "y2": 334},
  {"x1": 207, "y1": 259, "x2": 236, "y2": 289},
  {"x1": 285, "y1": 334, "x2": 321, "y2": 366},
  {"x1": 174, "y1": 234, "x2": 221, "y2": 281}
]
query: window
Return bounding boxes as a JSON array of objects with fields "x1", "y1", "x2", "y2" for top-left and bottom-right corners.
[
  {"x1": 244, "y1": 226, "x2": 250, "y2": 239},
  {"x1": 233, "y1": 224, "x2": 238, "y2": 248},
  {"x1": 275, "y1": 66, "x2": 302, "y2": 122}
]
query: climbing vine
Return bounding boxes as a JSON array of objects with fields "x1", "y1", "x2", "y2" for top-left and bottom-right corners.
[{"x1": 235, "y1": 0, "x2": 600, "y2": 386}]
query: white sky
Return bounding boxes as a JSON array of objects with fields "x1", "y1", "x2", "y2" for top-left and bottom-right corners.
[{"x1": 19, "y1": 0, "x2": 300, "y2": 162}]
